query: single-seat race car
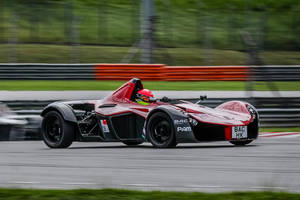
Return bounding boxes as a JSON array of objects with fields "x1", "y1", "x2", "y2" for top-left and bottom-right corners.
[{"x1": 41, "y1": 78, "x2": 259, "y2": 148}]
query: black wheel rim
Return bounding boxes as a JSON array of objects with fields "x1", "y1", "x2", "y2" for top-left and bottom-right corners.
[
  {"x1": 150, "y1": 118, "x2": 172, "y2": 145},
  {"x1": 45, "y1": 115, "x2": 62, "y2": 143}
]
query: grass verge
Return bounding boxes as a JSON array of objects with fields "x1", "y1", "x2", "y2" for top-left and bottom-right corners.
[
  {"x1": 1, "y1": 80, "x2": 300, "y2": 91},
  {"x1": 0, "y1": 44, "x2": 300, "y2": 65},
  {"x1": 0, "y1": 188, "x2": 300, "y2": 200}
]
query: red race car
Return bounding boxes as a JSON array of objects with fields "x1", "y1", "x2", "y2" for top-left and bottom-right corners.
[{"x1": 41, "y1": 78, "x2": 259, "y2": 148}]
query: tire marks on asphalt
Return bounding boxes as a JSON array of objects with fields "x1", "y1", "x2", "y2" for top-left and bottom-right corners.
[{"x1": 0, "y1": 181, "x2": 289, "y2": 191}]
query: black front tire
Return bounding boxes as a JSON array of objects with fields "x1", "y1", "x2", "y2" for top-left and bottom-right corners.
[
  {"x1": 230, "y1": 140, "x2": 253, "y2": 146},
  {"x1": 42, "y1": 111, "x2": 74, "y2": 148},
  {"x1": 146, "y1": 112, "x2": 177, "y2": 148}
]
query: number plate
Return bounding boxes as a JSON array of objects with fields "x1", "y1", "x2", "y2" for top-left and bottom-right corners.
[{"x1": 232, "y1": 126, "x2": 247, "y2": 139}]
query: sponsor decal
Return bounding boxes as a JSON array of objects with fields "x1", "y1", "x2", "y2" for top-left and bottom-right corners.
[
  {"x1": 174, "y1": 119, "x2": 188, "y2": 125},
  {"x1": 100, "y1": 119, "x2": 110, "y2": 133},
  {"x1": 189, "y1": 118, "x2": 198, "y2": 126},
  {"x1": 177, "y1": 126, "x2": 192, "y2": 132}
]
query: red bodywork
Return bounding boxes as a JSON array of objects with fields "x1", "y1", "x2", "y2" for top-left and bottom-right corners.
[{"x1": 87, "y1": 79, "x2": 256, "y2": 141}]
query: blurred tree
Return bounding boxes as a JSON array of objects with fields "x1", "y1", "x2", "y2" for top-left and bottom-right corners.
[
  {"x1": 0, "y1": 0, "x2": 3, "y2": 41},
  {"x1": 291, "y1": 5, "x2": 300, "y2": 50},
  {"x1": 97, "y1": 0, "x2": 108, "y2": 43}
]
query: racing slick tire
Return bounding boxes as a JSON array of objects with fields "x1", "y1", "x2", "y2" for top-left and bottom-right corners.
[
  {"x1": 230, "y1": 140, "x2": 253, "y2": 146},
  {"x1": 122, "y1": 141, "x2": 143, "y2": 146},
  {"x1": 146, "y1": 112, "x2": 177, "y2": 148},
  {"x1": 42, "y1": 111, "x2": 74, "y2": 148}
]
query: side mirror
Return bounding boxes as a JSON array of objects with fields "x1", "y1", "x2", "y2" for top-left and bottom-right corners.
[
  {"x1": 149, "y1": 97, "x2": 157, "y2": 103},
  {"x1": 200, "y1": 95, "x2": 207, "y2": 101},
  {"x1": 160, "y1": 96, "x2": 171, "y2": 102}
]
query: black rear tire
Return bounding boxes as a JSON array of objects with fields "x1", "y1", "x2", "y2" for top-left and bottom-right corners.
[
  {"x1": 42, "y1": 111, "x2": 74, "y2": 148},
  {"x1": 230, "y1": 140, "x2": 253, "y2": 146},
  {"x1": 146, "y1": 112, "x2": 177, "y2": 148}
]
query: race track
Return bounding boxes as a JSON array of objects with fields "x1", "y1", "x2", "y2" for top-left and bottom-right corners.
[{"x1": 0, "y1": 137, "x2": 300, "y2": 192}]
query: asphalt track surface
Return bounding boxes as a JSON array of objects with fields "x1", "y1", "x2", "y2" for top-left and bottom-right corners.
[{"x1": 1, "y1": 137, "x2": 300, "y2": 193}]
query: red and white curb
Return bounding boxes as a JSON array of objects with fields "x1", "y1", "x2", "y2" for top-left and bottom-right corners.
[{"x1": 259, "y1": 132, "x2": 300, "y2": 138}]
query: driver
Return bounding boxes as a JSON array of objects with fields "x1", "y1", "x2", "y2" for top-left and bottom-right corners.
[{"x1": 136, "y1": 89, "x2": 154, "y2": 105}]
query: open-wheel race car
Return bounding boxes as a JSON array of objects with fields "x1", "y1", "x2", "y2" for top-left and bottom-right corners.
[{"x1": 41, "y1": 78, "x2": 259, "y2": 148}]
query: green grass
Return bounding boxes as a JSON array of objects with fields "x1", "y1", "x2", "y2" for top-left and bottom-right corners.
[
  {"x1": 1, "y1": 80, "x2": 300, "y2": 91},
  {"x1": 0, "y1": 188, "x2": 300, "y2": 200},
  {"x1": 260, "y1": 127, "x2": 300, "y2": 132},
  {"x1": 0, "y1": 44, "x2": 300, "y2": 65}
]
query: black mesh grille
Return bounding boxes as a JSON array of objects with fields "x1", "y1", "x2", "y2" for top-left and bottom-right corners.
[
  {"x1": 111, "y1": 114, "x2": 145, "y2": 139},
  {"x1": 192, "y1": 122, "x2": 225, "y2": 141}
]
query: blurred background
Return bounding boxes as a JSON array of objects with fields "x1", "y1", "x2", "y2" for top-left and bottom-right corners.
[{"x1": 0, "y1": 0, "x2": 299, "y2": 65}]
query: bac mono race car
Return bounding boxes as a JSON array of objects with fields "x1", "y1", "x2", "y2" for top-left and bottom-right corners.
[{"x1": 41, "y1": 78, "x2": 259, "y2": 148}]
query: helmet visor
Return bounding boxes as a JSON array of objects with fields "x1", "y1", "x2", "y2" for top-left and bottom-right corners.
[{"x1": 140, "y1": 95, "x2": 150, "y2": 102}]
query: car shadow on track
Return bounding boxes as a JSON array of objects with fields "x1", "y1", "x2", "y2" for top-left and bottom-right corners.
[
  {"x1": 168, "y1": 144, "x2": 258, "y2": 149},
  {"x1": 68, "y1": 144, "x2": 258, "y2": 149}
]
